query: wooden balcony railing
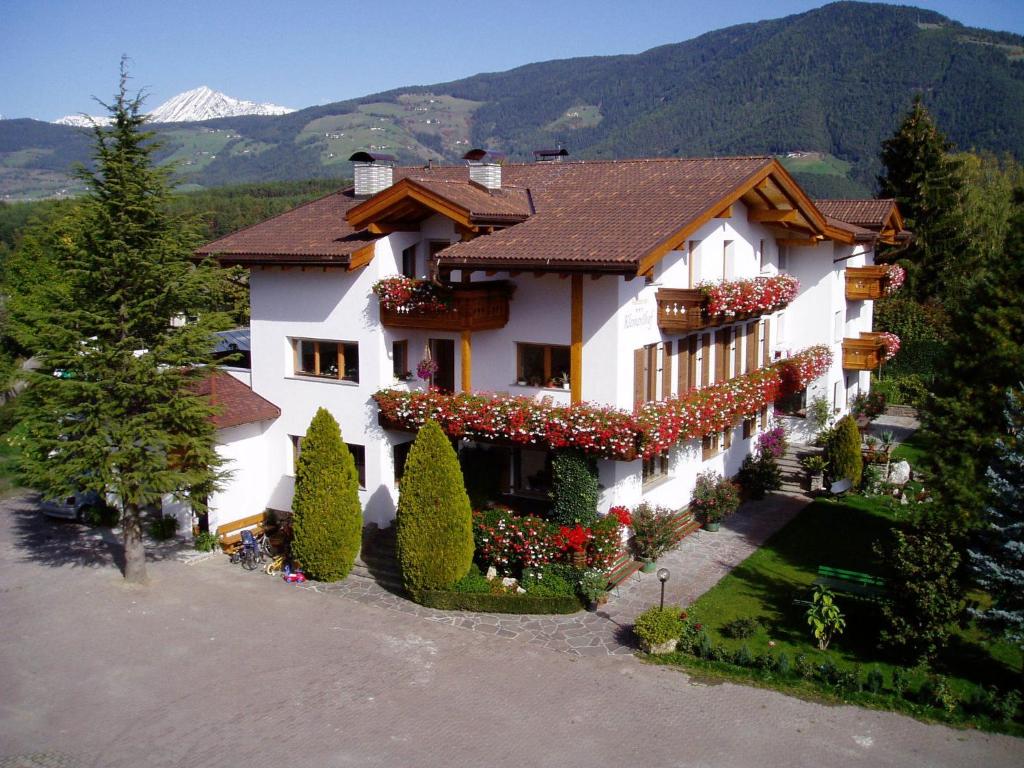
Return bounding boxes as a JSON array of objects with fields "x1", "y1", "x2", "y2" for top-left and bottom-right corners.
[
  {"x1": 842, "y1": 332, "x2": 885, "y2": 370},
  {"x1": 656, "y1": 288, "x2": 764, "y2": 332},
  {"x1": 845, "y1": 266, "x2": 891, "y2": 301},
  {"x1": 378, "y1": 280, "x2": 514, "y2": 331}
]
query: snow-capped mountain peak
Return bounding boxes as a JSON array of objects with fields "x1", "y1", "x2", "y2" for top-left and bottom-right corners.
[
  {"x1": 53, "y1": 86, "x2": 294, "y2": 126},
  {"x1": 147, "y1": 86, "x2": 294, "y2": 123}
]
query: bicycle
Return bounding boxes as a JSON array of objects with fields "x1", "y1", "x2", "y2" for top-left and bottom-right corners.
[
  {"x1": 265, "y1": 553, "x2": 286, "y2": 576},
  {"x1": 229, "y1": 528, "x2": 262, "y2": 571}
]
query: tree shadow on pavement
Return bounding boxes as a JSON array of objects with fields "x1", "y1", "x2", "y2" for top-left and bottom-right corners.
[{"x1": 8, "y1": 493, "x2": 184, "y2": 574}]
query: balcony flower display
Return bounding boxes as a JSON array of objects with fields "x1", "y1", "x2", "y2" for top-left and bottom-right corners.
[
  {"x1": 374, "y1": 345, "x2": 832, "y2": 462},
  {"x1": 883, "y1": 264, "x2": 906, "y2": 296},
  {"x1": 877, "y1": 331, "x2": 901, "y2": 361},
  {"x1": 372, "y1": 275, "x2": 451, "y2": 313},
  {"x1": 698, "y1": 274, "x2": 800, "y2": 319},
  {"x1": 416, "y1": 357, "x2": 439, "y2": 381}
]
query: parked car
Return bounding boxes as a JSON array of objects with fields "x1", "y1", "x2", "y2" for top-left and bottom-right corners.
[{"x1": 41, "y1": 490, "x2": 104, "y2": 521}]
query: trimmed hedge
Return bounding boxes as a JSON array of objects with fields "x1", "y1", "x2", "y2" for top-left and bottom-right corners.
[
  {"x1": 396, "y1": 420, "x2": 474, "y2": 591},
  {"x1": 416, "y1": 590, "x2": 583, "y2": 614},
  {"x1": 290, "y1": 408, "x2": 363, "y2": 581}
]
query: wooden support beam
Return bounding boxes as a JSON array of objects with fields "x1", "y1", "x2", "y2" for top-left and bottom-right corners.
[
  {"x1": 485, "y1": 270, "x2": 497, "y2": 277},
  {"x1": 461, "y1": 330, "x2": 472, "y2": 393},
  {"x1": 714, "y1": 204, "x2": 733, "y2": 219},
  {"x1": 570, "y1": 274, "x2": 583, "y2": 405},
  {"x1": 778, "y1": 237, "x2": 821, "y2": 247},
  {"x1": 748, "y1": 209, "x2": 798, "y2": 224},
  {"x1": 508, "y1": 270, "x2": 522, "y2": 277}
]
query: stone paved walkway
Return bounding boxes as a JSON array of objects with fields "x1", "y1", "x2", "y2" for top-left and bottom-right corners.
[{"x1": 302, "y1": 490, "x2": 811, "y2": 656}]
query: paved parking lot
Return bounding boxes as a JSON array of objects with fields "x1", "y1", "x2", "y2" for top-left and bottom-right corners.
[{"x1": 1, "y1": 493, "x2": 1021, "y2": 768}]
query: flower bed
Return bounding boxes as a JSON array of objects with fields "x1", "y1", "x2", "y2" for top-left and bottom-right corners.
[
  {"x1": 374, "y1": 345, "x2": 833, "y2": 461},
  {"x1": 372, "y1": 275, "x2": 451, "y2": 313},
  {"x1": 698, "y1": 274, "x2": 799, "y2": 319}
]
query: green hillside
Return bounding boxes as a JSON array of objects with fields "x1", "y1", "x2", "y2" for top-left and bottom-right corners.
[{"x1": 1, "y1": 2, "x2": 1022, "y2": 199}]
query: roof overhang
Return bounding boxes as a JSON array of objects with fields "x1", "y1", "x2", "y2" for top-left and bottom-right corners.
[
  {"x1": 346, "y1": 177, "x2": 475, "y2": 231},
  {"x1": 638, "y1": 159, "x2": 830, "y2": 276}
]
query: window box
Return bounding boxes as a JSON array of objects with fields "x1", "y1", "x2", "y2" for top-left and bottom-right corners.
[{"x1": 375, "y1": 278, "x2": 514, "y2": 331}]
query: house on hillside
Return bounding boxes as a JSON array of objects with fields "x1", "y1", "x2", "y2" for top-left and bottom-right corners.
[{"x1": 195, "y1": 151, "x2": 906, "y2": 531}]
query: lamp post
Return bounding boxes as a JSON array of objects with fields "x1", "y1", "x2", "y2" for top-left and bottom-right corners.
[{"x1": 657, "y1": 568, "x2": 670, "y2": 610}]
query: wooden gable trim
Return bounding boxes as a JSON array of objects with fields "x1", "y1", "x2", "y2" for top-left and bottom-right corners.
[
  {"x1": 347, "y1": 241, "x2": 377, "y2": 271},
  {"x1": 346, "y1": 178, "x2": 475, "y2": 231},
  {"x1": 638, "y1": 159, "x2": 829, "y2": 277}
]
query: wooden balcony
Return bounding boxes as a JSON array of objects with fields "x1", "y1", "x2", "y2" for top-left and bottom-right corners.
[
  {"x1": 378, "y1": 280, "x2": 514, "y2": 331},
  {"x1": 842, "y1": 332, "x2": 885, "y2": 370},
  {"x1": 845, "y1": 266, "x2": 891, "y2": 301},
  {"x1": 656, "y1": 288, "x2": 708, "y2": 332}
]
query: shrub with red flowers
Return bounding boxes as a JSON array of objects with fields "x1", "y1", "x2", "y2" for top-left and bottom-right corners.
[
  {"x1": 588, "y1": 514, "x2": 622, "y2": 570},
  {"x1": 609, "y1": 505, "x2": 632, "y2": 528},
  {"x1": 877, "y1": 332, "x2": 901, "y2": 362},
  {"x1": 372, "y1": 275, "x2": 451, "y2": 313},
  {"x1": 559, "y1": 524, "x2": 591, "y2": 553},
  {"x1": 472, "y1": 506, "x2": 561, "y2": 574},
  {"x1": 698, "y1": 274, "x2": 799, "y2": 318},
  {"x1": 374, "y1": 345, "x2": 833, "y2": 462},
  {"x1": 883, "y1": 264, "x2": 906, "y2": 296}
]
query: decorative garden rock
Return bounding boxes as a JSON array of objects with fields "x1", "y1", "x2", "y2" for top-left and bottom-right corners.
[
  {"x1": 642, "y1": 638, "x2": 678, "y2": 655},
  {"x1": 888, "y1": 460, "x2": 911, "y2": 486},
  {"x1": 485, "y1": 566, "x2": 498, "y2": 581}
]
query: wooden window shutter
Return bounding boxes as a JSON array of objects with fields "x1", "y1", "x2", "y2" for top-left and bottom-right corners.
[
  {"x1": 633, "y1": 347, "x2": 646, "y2": 405},
  {"x1": 676, "y1": 337, "x2": 688, "y2": 394},
  {"x1": 762, "y1": 318, "x2": 771, "y2": 366},
  {"x1": 646, "y1": 344, "x2": 658, "y2": 401},
  {"x1": 734, "y1": 325, "x2": 743, "y2": 376},
  {"x1": 661, "y1": 341, "x2": 673, "y2": 398},
  {"x1": 746, "y1": 321, "x2": 759, "y2": 371},
  {"x1": 700, "y1": 333, "x2": 711, "y2": 387},
  {"x1": 716, "y1": 328, "x2": 730, "y2": 383},
  {"x1": 724, "y1": 424, "x2": 733, "y2": 450}
]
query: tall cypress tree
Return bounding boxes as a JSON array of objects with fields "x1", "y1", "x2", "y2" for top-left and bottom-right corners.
[
  {"x1": 395, "y1": 420, "x2": 473, "y2": 593},
  {"x1": 878, "y1": 97, "x2": 969, "y2": 303},
  {"x1": 15, "y1": 64, "x2": 229, "y2": 583},
  {"x1": 290, "y1": 408, "x2": 363, "y2": 581}
]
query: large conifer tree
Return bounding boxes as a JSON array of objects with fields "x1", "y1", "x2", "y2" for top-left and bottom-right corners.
[
  {"x1": 290, "y1": 408, "x2": 362, "y2": 581},
  {"x1": 878, "y1": 97, "x2": 969, "y2": 303},
  {"x1": 16, "y1": 65, "x2": 228, "y2": 583}
]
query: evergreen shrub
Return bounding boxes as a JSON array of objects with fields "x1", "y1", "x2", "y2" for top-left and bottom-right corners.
[
  {"x1": 633, "y1": 605, "x2": 687, "y2": 648},
  {"x1": 550, "y1": 450, "x2": 599, "y2": 526},
  {"x1": 291, "y1": 408, "x2": 362, "y2": 581},
  {"x1": 824, "y1": 415, "x2": 863, "y2": 487},
  {"x1": 396, "y1": 420, "x2": 474, "y2": 592}
]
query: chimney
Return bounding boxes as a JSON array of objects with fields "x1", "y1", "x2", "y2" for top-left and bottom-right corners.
[
  {"x1": 349, "y1": 151, "x2": 396, "y2": 197},
  {"x1": 462, "y1": 148, "x2": 505, "y2": 191},
  {"x1": 533, "y1": 147, "x2": 569, "y2": 162}
]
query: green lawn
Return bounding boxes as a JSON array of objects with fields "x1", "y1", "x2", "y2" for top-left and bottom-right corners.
[
  {"x1": 891, "y1": 431, "x2": 928, "y2": 467},
  {"x1": 675, "y1": 494, "x2": 1022, "y2": 731}
]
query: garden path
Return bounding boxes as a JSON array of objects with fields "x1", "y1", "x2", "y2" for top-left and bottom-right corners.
[{"x1": 309, "y1": 490, "x2": 811, "y2": 656}]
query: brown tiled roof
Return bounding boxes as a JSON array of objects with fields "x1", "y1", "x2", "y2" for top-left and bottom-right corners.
[
  {"x1": 193, "y1": 371, "x2": 280, "y2": 430},
  {"x1": 434, "y1": 157, "x2": 776, "y2": 270},
  {"x1": 198, "y1": 157, "x2": 820, "y2": 270},
  {"x1": 813, "y1": 199, "x2": 897, "y2": 230},
  {"x1": 823, "y1": 215, "x2": 876, "y2": 241},
  {"x1": 195, "y1": 191, "x2": 377, "y2": 266}
]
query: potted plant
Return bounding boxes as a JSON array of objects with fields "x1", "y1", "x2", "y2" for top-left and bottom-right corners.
[
  {"x1": 633, "y1": 605, "x2": 686, "y2": 654},
  {"x1": 801, "y1": 455, "x2": 828, "y2": 492},
  {"x1": 578, "y1": 569, "x2": 609, "y2": 611},
  {"x1": 630, "y1": 503, "x2": 676, "y2": 571},
  {"x1": 559, "y1": 372, "x2": 570, "y2": 390},
  {"x1": 690, "y1": 470, "x2": 740, "y2": 531}
]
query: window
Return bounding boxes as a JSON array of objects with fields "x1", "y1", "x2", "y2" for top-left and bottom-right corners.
[
  {"x1": 401, "y1": 245, "x2": 417, "y2": 278},
  {"x1": 643, "y1": 453, "x2": 669, "y2": 485},
  {"x1": 722, "y1": 240, "x2": 734, "y2": 279},
  {"x1": 293, "y1": 338, "x2": 359, "y2": 382},
  {"x1": 347, "y1": 443, "x2": 366, "y2": 488},
  {"x1": 701, "y1": 433, "x2": 721, "y2": 461},
  {"x1": 512, "y1": 447, "x2": 553, "y2": 495},
  {"x1": 517, "y1": 343, "x2": 570, "y2": 387},
  {"x1": 833, "y1": 311, "x2": 843, "y2": 343},
  {"x1": 743, "y1": 417, "x2": 756, "y2": 440},
  {"x1": 392, "y1": 340, "x2": 409, "y2": 379},
  {"x1": 393, "y1": 441, "x2": 412, "y2": 485},
  {"x1": 778, "y1": 245, "x2": 788, "y2": 271},
  {"x1": 290, "y1": 435, "x2": 302, "y2": 474},
  {"x1": 758, "y1": 239, "x2": 766, "y2": 272},
  {"x1": 634, "y1": 342, "x2": 665, "y2": 404},
  {"x1": 688, "y1": 240, "x2": 700, "y2": 287}
]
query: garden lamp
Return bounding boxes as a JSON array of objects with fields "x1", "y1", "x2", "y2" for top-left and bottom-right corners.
[{"x1": 657, "y1": 568, "x2": 670, "y2": 610}]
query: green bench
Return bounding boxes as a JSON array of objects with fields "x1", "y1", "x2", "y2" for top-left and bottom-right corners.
[{"x1": 814, "y1": 565, "x2": 886, "y2": 600}]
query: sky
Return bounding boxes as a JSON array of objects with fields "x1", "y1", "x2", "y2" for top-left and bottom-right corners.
[{"x1": 2, "y1": 0, "x2": 1022, "y2": 121}]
